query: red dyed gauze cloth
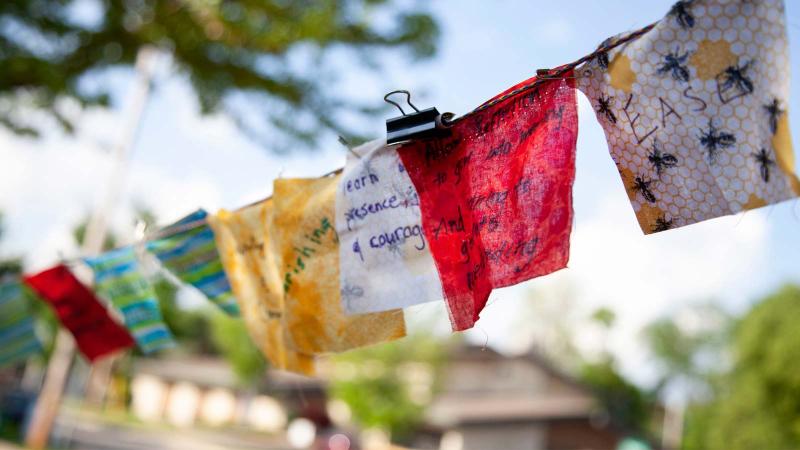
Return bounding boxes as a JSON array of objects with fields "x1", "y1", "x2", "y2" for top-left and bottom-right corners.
[
  {"x1": 25, "y1": 265, "x2": 134, "y2": 361},
  {"x1": 398, "y1": 74, "x2": 578, "y2": 331}
]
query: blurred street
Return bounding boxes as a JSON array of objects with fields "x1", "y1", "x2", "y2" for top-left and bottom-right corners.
[{"x1": 54, "y1": 413, "x2": 293, "y2": 450}]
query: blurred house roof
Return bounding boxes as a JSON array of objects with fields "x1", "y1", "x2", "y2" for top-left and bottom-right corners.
[
  {"x1": 132, "y1": 356, "x2": 324, "y2": 393},
  {"x1": 426, "y1": 345, "x2": 603, "y2": 427}
]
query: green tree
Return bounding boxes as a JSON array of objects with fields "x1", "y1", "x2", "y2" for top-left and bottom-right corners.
[
  {"x1": 71, "y1": 219, "x2": 117, "y2": 253},
  {"x1": 577, "y1": 307, "x2": 656, "y2": 439},
  {"x1": 153, "y1": 276, "x2": 217, "y2": 354},
  {"x1": 591, "y1": 306, "x2": 616, "y2": 329},
  {"x1": 0, "y1": 0, "x2": 438, "y2": 151},
  {"x1": 208, "y1": 311, "x2": 266, "y2": 386},
  {"x1": 643, "y1": 303, "x2": 732, "y2": 396},
  {"x1": 329, "y1": 333, "x2": 447, "y2": 443},
  {"x1": 580, "y1": 358, "x2": 652, "y2": 436},
  {"x1": 700, "y1": 285, "x2": 800, "y2": 450}
]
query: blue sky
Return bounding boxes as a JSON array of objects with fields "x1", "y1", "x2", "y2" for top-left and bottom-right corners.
[{"x1": 1, "y1": 0, "x2": 798, "y2": 386}]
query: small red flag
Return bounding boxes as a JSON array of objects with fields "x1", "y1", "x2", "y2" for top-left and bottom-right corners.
[
  {"x1": 398, "y1": 75, "x2": 578, "y2": 330},
  {"x1": 25, "y1": 265, "x2": 134, "y2": 362}
]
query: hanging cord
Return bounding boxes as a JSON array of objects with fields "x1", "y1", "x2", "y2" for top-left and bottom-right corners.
[
  {"x1": 142, "y1": 166, "x2": 345, "y2": 242},
  {"x1": 444, "y1": 22, "x2": 656, "y2": 126},
  {"x1": 71, "y1": 22, "x2": 658, "y2": 251}
]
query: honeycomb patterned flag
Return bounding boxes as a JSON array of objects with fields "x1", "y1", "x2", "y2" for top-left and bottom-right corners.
[
  {"x1": 84, "y1": 247, "x2": 174, "y2": 354},
  {"x1": 207, "y1": 202, "x2": 315, "y2": 375},
  {"x1": 24, "y1": 265, "x2": 134, "y2": 362},
  {"x1": 578, "y1": 0, "x2": 799, "y2": 234},
  {"x1": 0, "y1": 278, "x2": 41, "y2": 366},
  {"x1": 271, "y1": 175, "x2": 406, "y2": 353},
  {"x1": 398, "y1": 75, "x2": 579, "y2": 331},
  {"x1": 147, "y1": 210, "x2": 239, "y2": 316},
  {"x1": 335, "y1": 138, "x2": 444, "y2": 314}
]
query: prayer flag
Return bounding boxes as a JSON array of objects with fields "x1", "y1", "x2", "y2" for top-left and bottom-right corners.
[
  {"x1": 24, "y1": 265, "x2": 134, "y2": 362},
  {"x1": 147, "y1": 210, "x2": 239, "y2": 316},
  {"x1": 578, "y1": 0, "x2": 799, "y2": 234},
  {"x1": 335, "y1": 138, "x2": 444, "y2": 314},
  {"x1": 84, "y1": 248, "x2": 174, "y2": 354},
  {"x1": 0, "y1": 278, "x2": 41, "y2": 366},
  {"x1": 398, "y1": 75, "x2": 579, "y2": 331},
  {"x1": 207, "y1": 202, "x2": 315, "y2": 375},
  {"x1": 272, "y1": 175, "x2": 407, "y2": 353}
]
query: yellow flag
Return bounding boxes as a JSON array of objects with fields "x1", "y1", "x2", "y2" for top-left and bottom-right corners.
[
  {"x1": 271, "y1": 175, "x2": 406, "y2": 354},
  {"x1": 208, "y1": 202, "x2": 315, "y2": 375}
]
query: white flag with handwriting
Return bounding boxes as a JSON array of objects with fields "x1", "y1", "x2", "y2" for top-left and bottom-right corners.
[{"x1": 336, "y1": 139, "x2": 444, "y2": 314}]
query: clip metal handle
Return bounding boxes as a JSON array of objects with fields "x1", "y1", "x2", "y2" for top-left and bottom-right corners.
[
  {"x1": 384, "y1": 90, "x2": 420, "y2": 116},
  {"x1": 384, "y1": 90, "x2": 452, "y2": 145}
]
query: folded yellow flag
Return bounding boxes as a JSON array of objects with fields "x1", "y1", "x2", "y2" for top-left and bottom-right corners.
[
  {"x1": 208, "y1": 203, "x2": 315, "y2": 375},
  {"x1": 271, "y1": 175, "x2": 406, "y2": 354}
]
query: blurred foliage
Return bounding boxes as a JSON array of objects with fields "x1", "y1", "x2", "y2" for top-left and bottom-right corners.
[
  {"x1": 643, "y1": 303, "x2": 732, "y2": 396},
  {"x1": 156, "y1": 271, "x2": 265, "y2": 385},
  {"x1": 591, "y1": 307, "x2": 616, "y2": 329},
  {"x1": 576, "y1": 306, "x2": 655, "y2": 438},
  {"x1": 208, "y1": 310, "x2": 266, "y2": 386},
  {"x1": 0, "y1": 0, "x2": 439, "y2": 151},
  {"x1": 329, "y1": 333, "x2": 448, "y2": 443},
  {"x1": 72, "y1": 220, "x2": 118, "y2": 252},
  {"x1": 580, "y1": 358, "x2": 652, "y2": 435},
  {"x1": 681, "y1": 285, "x2": 800, "y2": 450},
  {"x1": 640, "y1": 285, "x2": 800, "y2": 449},
  {"x1": 153, "y1": 276, "x2": 215, "y2": 354}
]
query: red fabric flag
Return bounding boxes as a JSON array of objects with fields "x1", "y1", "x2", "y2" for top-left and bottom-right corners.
[
  {"x1": 25, "y1": 265, "x2": 134, "y2": 362},
  {"x1": 398, "y1": 74, "x2": 578, "y2": 331}
]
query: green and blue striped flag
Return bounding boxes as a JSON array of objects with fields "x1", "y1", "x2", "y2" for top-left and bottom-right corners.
[
  {"x1": 146, "y1": 210, "x2": 239, "y2": 316},
  {"x1": 0, "y1": 279, "x2": 41, "y2": 367},
  {"x1": 84, "y1": 247, "x2": 174, "y2": 354}
]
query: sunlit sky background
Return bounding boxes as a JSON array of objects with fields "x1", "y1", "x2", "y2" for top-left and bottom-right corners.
[{"x1": 1, "y1": 0, "x2": 799, "y2": 387}]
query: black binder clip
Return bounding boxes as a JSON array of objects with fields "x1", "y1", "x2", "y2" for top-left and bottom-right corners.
[{"x1": 384, "y1": 90, "x2": 453, "y2": 145}]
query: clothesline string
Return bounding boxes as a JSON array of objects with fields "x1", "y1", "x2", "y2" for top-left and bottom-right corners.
[
  {"x1": 91, "y1": 21, "x2": 658, "y2": 250},
  {"x1": 448, "y1": 22, "x2": 656, "y2": 123}
]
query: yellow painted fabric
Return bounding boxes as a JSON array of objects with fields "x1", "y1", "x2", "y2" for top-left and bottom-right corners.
[
  {"x1": 578, "y1": 0, "x2": 799, "y2": 234},
  {"x1": 207, "y1": 203, "x2": 315, "y2": 375},
  {"x1": 271, "y1": 175, "x2": 406, "y2": 354}
]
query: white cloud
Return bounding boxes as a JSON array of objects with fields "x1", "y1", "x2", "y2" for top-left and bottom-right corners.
[{"x1": 0, "y1": 109, "x2": 225, "y2": 271}]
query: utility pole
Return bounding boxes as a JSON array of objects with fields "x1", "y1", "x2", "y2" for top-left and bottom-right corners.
[
  {"x1": 24, "y1": 47, "x2": 158, "y2": 450},
  {"x1": 661, "y1": 401, "x2": 685, "y2": 450}
]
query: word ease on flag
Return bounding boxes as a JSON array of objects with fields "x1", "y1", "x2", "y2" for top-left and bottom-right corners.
[
  {"x1": 579, "y1": 0, "x2": 799, "y2": 234},
  {"x1": 272, "y1": 176, "x2": 406, "y2": 354},
  {"x1": 208, "y1": 202, "x2": 315, "y2": 376},
  {"x1": 399, "y1": 74, "x2": 579, "y2": 331},
  {"x1": 336, "y1": 138, "x2": 444, "y2": 315},
  {"x1": 24, "y1": 265, "x2": 134, "y2": 362},
  {"x1": 0, "y1": 278, "x2": 42, "y2": 367},
  {"x1": 84, "y1": 247, "x2": 174, "y2": 354},
  {"x1": 148, "y1": 209, "x2": 239, "y2": 316}
]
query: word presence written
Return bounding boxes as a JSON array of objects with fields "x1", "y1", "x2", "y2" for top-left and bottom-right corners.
[
  {"x1": 336, "y1": 139, "x2": 444, "y2": 315},
  {"x1": 273, "y1": 175, "x2": 406, "y2": 354}
]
